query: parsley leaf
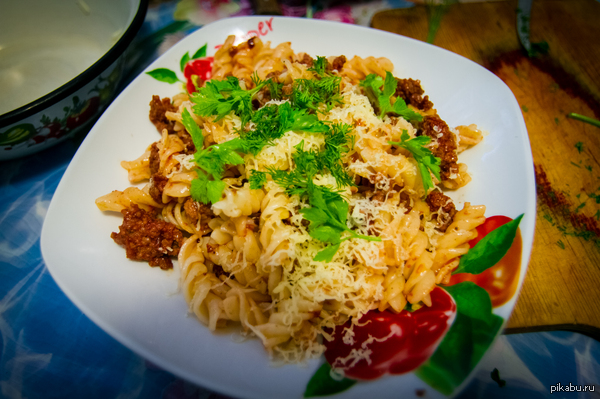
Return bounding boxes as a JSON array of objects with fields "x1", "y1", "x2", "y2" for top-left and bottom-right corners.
[
  {"x1": 389, "y1": 130, "x2": 441, "y2": 193},
  {"x1": 194, "y1": 138, "x2": 245, "y2": 180},
  {"x1": 181, "y1": 107, "x2": 245, "y2": 204},
  {"x1": 360, "y1": 72, "x2": 423, "y2": 122},
  {"x1": 181, "y1": 108, "x2": 204, "y2": 150},
  {"x1": 191, "y1": 76, "x2": 266, "y2": 124},
  {"x1": 190, "y1": 173, "x2": 227, "y2": 204}
]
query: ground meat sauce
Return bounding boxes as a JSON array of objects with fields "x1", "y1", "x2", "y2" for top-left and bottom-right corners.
[
  {"x1": 149, "y1": 173, "x2": 168, "y2": 204},
  {"x1": 328, "y1": 55, "x2": 347, "y2": 72},
  {"x1": 149, "y1": 142, "x2": 160, "y2": 175},
  {"x1": 298, "y1": 53, "x2": 314, "y2": 67},
  {"x1": 395, "y1": 78, "x2": 433, "y2": 111},
  {"x1": 183, "y1": 198, "x2": 200, "y2": 225},
  {"x1": 419, "y1": 115, "x2": 459, "y2": 181},
  {"x1": 426, "y1": 190, "x2": 456, "y2": 232},
  {"x1": 111, "y1": 204, "x2": 184, "y2": 270},
  {"x1": 177, "y1": 130, "x2": 196, "y2": 154},
  {"x1": 149, "y1": 95, "x2": 178, "y2": 135}
]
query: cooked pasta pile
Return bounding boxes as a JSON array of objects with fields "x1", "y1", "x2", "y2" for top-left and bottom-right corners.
[{"x1": 96, "y1": 36, "x2": 485, "y2": 362}]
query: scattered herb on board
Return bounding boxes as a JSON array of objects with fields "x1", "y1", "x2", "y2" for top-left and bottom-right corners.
[
  {"x1": 521, "y1": 105, "x2": 529, "y2": 112},
  {"x1": 425, "y1": 0, "x2": 456, "y2": 44},
  {"x1": 568, "y1": 113, "x2": 600, "y2": 128},
  {"x1": 575, "y1": 141, "x2": 584, "y2": 153},
  {"x1": 535, "y1": 164, "x2": 600, "y2": 249},
  {"x1": 574, "y1": 202, "x2": 586, "y2": 213},
  {"x1": 557, "y1": 240, "x2": 565, "y2": 249}
]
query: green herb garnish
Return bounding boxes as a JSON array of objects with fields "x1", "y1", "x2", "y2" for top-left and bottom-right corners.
[
  {"x1": 250, "y1": 142, "x2": 379, "y2": 261},
  {"x1": 568, "y1": 113, "x2": 600, "y2": 128},
  {"x1": 181, "y1": 108, "x2": 245, "y2": 204},
  {"x1": 360, "y1": 71, "x2": 423, "y2": 122},
  {"x1": 243, "y1": 102, "x2": 329, "y2": 155},
  {"x1": 389, "y1": 130, "x2": 441, "y2": 193},
  {"x1": 191, "y1": 75, "x2": 267, "y2": 125},
  {"x1": 290, "y1": 76, "x2": 344, "y2": 112},
  {"x1": 307, "y1": 56, "x2": 329, "y2": 77}
]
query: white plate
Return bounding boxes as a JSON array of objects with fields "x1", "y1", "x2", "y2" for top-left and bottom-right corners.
[{"x1": 41, "y1": 16, "x2": 536, "y2": 399}]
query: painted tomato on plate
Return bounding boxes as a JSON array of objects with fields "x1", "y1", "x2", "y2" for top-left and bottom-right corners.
[
  {"x1": 323, "y1": 287, "x2": 456, "y2": 380},
  {"x1": 184, "y1": 57, "x2": 214, "y2": 94}
]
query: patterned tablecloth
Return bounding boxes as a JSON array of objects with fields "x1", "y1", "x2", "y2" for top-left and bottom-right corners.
[{"x1": 1, "y1": 1, "x2": 599, "y2": 398}]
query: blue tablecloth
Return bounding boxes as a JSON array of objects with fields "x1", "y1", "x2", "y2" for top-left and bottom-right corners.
[{"x1": 1, "y1": 1, "x2": 599, "y2": 398}]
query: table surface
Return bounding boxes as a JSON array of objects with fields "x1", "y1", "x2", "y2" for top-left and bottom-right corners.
[
  {"x1": 1, "y1": 1, "x2": 599, "y2": 398},
  {"x1": 372, "y1": 0, "x2": 600, "y2": 339}
]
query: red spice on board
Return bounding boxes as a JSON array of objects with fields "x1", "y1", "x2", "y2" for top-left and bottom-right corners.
[{"x1": 535, "y1": 163, "x2": 600, "y2": 238}]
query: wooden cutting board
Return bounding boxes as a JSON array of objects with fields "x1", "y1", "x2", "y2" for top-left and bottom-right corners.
[{"x1": 372, "y1": 0, "x2": 600, "y2": 338}]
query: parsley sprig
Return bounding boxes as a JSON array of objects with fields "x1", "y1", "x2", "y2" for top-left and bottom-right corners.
[
  {"x1": 360, "y1": 71, "x2": 423, "y2": 122},
  {"x1": 191, "y1": 75, "x2": 267, "y2": 125},
  {"x1": 182, "y1": 108, "x2": 245, "y2": 204},
  {"x1": 389, "y1": 130, "x2": 441, "y2": 193}
]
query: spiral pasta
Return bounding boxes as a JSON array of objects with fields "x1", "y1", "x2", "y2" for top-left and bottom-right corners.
[{"x1": 96, "y1": 36, "x2": 487, "y2": 363}]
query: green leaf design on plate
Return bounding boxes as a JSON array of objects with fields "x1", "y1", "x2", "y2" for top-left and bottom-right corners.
[
  {"x1": 304, "y1": 363, "x2": 356, "y2": 397},
  {"x1": 415, "y1": 282, "x2": 503, "y2": 395},
  {"x1": 192, "y1": 43, "x2": 207, "y2": 59},
  {"x1": 452, "y1": 214, "x2": 524, "y2": 275},
  {"x1": 180, "y1": 51, "x2": 190, "y2": 73},
  {"x1": 145, "y1": 68, "x2": 180, "y2": 84}
]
